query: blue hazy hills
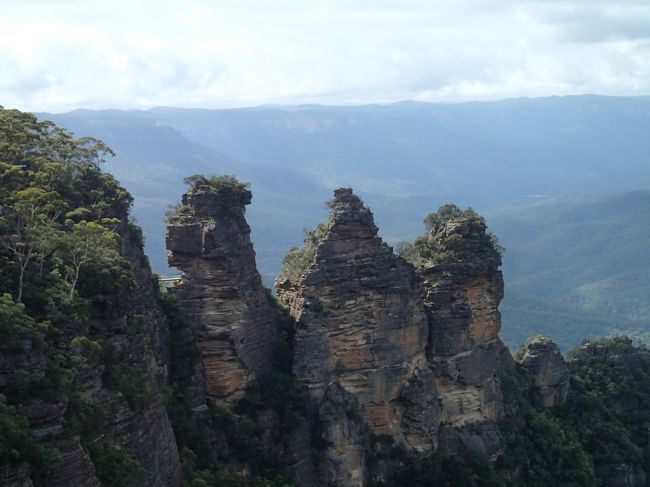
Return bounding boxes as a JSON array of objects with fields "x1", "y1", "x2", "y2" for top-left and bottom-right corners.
[{"x1": 39, "y1": 94, "x2": 650, "y2": 350}]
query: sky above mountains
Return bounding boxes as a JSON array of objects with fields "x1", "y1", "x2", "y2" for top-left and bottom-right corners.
[{"x1": 2, "y1": 0, "x2": 650, "y2": 111}]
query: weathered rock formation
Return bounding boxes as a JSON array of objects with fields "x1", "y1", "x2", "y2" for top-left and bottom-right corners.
[
  {"x1": 516, "y1": 335, "x2": 569, "y2": 407},
  {"x1": 277, "y1": 188, "x2": 436, "y2": 486},
  {"x1": 419, "y1": 214, "x2": 514, "y2": 455},
  {"x1": 276, "y1": 189, "x2": 513, "y2": 486},
  {"x1": 166, "y1": 183, "x2": 280, "y2": 404}
]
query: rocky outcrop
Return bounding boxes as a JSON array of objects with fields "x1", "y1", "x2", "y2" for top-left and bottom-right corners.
[
  {"x1": 70, "y1": 222, "x2": 182, "y2": 487},
  {"x1": 516, "y1": 335, "x2": 569, "y2": 407},
  {"x1": 166, "y1": 184, "x2": 280, "y2": 404},
  {"x1": 419, "y1": 214, "x2": 513, "y2": 456},
  {"x1": 275, "y1": 189, "x2": 514, "y2": 486},
  {"x1": 277, "y1": 188, "x2": 436, "y2": 486}
]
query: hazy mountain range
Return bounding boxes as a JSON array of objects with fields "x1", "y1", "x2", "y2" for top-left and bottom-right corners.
[{"x1": 38, "y1": 94, "x2": 650, "y2": 350}]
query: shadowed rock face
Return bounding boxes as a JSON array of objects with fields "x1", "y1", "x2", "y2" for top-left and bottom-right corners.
[
  {"x1": 0, "y1": 221, "x2": 182, "y2": 487},
  {"x1": 276, "y1": 188, "x2": 512, "y2": 486},
  {"x1": 277, "y1": 188, "x2": 437, "y2": 486},
  {"x1": 77, "y1": 223, "x2": 183, "y2": 487},
  {"x1": 419, "y1": 216, "x2": 514, "y2": 456},
  {"x1": 166, "y1": 184, "x2": 280, "y2": 404},
  {"x1": 516, "y1": 335, "x2": 569, "y2": 408}
]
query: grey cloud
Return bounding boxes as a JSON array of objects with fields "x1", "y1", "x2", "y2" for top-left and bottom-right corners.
[
  {"x1": 558, "y1": 16, "x2": 650, "y2": 43},
  {"x1": 529, "y1": 3, "x2": 650, "y2": 43}
]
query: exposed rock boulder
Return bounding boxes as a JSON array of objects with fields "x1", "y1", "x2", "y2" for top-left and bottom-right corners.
[{"x1": 516, "y1": 335, "x2": 569, "y2": 407}]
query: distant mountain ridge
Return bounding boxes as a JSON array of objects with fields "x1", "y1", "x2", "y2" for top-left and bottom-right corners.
[
  {"x1": 38, "y1": 94, "x2": 650, "y2": 349},
  {"x1": 492, "y1": 190, "x2": 650, "y2": 350}
]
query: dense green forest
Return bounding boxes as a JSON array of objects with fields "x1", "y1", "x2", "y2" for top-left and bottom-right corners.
[
  {"x1": 0, "y1": 107, "x2": 142, "y2": 483},
  {"x1": 491, "y1": 192, "x2": 650, "y2": 350}
]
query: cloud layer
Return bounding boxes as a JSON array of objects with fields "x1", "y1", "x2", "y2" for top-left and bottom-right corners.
[{"x1": 2, "y1": 0, "x2": 650, "y2": 111}]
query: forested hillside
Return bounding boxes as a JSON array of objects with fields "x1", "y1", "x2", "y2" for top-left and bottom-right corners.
[
  {"x1": 0, "y1": 107, "x2": 182, "y2": 486},
  {"x1": 492, "y1": 191, "x2": 650, "y2": 349}
]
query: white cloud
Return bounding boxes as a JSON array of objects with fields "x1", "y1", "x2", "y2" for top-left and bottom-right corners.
[{"x1": 1, "y1": 0, "x2": 649, "y2": 111}]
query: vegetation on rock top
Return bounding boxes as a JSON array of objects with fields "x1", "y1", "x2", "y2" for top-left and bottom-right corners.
[
  {"x1": 182, "y1": 174, "x2": 251, "y2": 193},
  {"x1": 397, "y1": 203, "x2": 502, "y2": 267}
]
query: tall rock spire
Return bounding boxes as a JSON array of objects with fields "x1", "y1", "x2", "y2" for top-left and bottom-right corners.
[
  {"x1": 418, "y1": 209, "x2": 513, "y2": 455},
  {"x1": 166, "y1": 180, "x2": 279, "y2": 404},
  {"x1": 277, "y1": 188, "x2": 437, "y2": 487}
]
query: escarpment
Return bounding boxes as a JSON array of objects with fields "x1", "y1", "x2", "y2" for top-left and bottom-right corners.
[
  {"x1": 9, "y1": 109, "x2": 650, "y2": 487},
  {"x1": 166, "y1": 180, "x2": 281, "y2": 404},
  {"x1": 0, "y1": 205, "x2": 182, "y2": 487},
  {"x1": 0, "y1": 107, "x2": 183, "y2": 487}
]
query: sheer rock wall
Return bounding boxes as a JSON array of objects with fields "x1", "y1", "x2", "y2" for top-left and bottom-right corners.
[
  {"x1": 276, "y1": 189, "x2": 512, "y2": 486},
  {"x1": 166, "y1": 185, "x2": 280, "y2": 404},
  {"x1": 0, "y1": 221, "x2": 182, "y2": 487},
  {"x1": 277, "y1": 188, "x2": 436, "y2": 486},
  {"x1": 420, "y1": 217, "x2": 514, "y2": 456}
]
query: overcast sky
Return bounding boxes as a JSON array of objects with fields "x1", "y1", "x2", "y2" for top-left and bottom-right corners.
[{"x1": 2, "y1": 0, "x2": 650, "y2": 112}]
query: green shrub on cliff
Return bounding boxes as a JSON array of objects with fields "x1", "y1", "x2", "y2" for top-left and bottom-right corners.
[
  {"x1": 86, "y1": 440, "x2": 140, "y2": 487},
  {"x1": 279, "y1": 222, "x2": 330, "y2": 282},
  {"x1": 0, "y1": 394, "x2": 50, "y2": 478},
  {"x1": 397, "y1": 203, "x2": 502, "y2": 267},
  {"x1": 555, "y1": 337, "x2": 650, "y2": 479},
  {"x1": 423, "y1": 204, "x2": 484, "y2": 232},
  {"x1": 0, "y1": 108, "x2": 134, "y2": 309},
  {"x1": 497, "y1": 366, "x2": 596, "y2": 486},
  {"x1": 0, "y1": 107, "x2": 146, "y2": 484},
  {"x1": 183, "y1": 174, "x2": 250, "y2": 193}
]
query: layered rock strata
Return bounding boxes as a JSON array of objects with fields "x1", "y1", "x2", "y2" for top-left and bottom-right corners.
[
  {"x1": 419, "y1": 215, "x2": 513, "y2": 455},
  {"x1": 166, "y1": 184, "x2": 280, "y2": 404},
  {"x1": 0, "y1": 221, "x2": 182, "y2": 487},
  {"x1": 277, "y1": 188, "x2": 436, "y2": 486},
  {"x1": 275, "y1": 189, "x2": 516, "y2": 486},
  {"x1": 516, "y1": 335, "x2": 569, "y2": 407}
]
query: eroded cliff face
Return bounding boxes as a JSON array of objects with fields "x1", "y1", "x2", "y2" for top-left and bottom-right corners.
[
  {"x1": 419, "y1": 216, "x2": 513, "y2": 456},
  {"x1": 516, "y1": 335, "x2": 569, "y2": 408},
  {"x1": 276, "y1": 188, "x2": 436, "y2": 486},
  {"x1": 166, "y1": 184, "x2": 280, "y2": 404},
  {"x1": 0, "y1": 223, "x2": 182, "y2": 487},
  {"x1": 275, "y1": 189, "x2": 513, "y2": 486}
]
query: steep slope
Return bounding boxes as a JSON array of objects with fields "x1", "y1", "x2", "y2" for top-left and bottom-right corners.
[
  {"x1": 166, "y1": 176, "x2": 281, "y2": 403},
  {"x1": 0, "y1": 108, "x2": 181, "y2": 486},
  {"x1": 277, "y1": 188, "x2": 433, "y2": 486},
  {"x1": 416, "y1": 210, "x2": 513, "y2": 454}
]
